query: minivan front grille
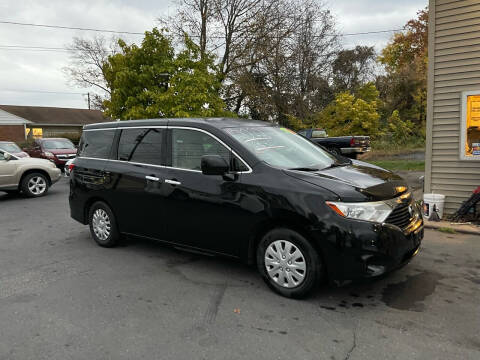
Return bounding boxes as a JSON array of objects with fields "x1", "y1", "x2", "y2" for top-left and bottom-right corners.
[{"x1": 385, "y1": 202, "x2": 412, "y2": 229}]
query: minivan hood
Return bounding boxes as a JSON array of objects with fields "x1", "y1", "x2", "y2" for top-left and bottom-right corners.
[{"x1": 284, "y1": 160, "x2": 408, "y2": 202}]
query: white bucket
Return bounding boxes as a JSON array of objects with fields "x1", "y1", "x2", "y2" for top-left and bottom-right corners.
[{"x1": 423, "y1": 193, "x2": 446, "y2": 220}]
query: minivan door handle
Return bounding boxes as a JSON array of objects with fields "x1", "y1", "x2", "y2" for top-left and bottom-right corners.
[
  {"x1": 165, "y1": 179, "x2": 181, "y2": 186},
  {"x1": 145, "y1": 175, "x2": 160, "y2": 182}
]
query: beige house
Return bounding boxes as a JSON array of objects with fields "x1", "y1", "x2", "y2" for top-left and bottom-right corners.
[{"x1": 425, "y1": 0, "x2": 480, "y2": 215}]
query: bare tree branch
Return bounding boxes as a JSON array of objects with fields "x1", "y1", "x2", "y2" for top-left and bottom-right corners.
[{"x1": 63, "y1": 35, "x2": 120, "y2": 108}]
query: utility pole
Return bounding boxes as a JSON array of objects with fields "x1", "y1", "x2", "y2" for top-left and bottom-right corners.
[{"x1": 87, "y1": 92, "x2": 91, "y2": 110}]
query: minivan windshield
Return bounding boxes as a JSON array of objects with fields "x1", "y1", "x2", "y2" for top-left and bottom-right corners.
[
  {"x1": 43, "y1": 140, "x2": 75, "y2": 150},
  {"x1": 225, "y1": 126, "x2": 337, "y2": 170}
]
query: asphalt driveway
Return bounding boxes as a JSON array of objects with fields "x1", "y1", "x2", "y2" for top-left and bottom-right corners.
[{"x1": 0, "y1": 178, "x2": 479, "y2": 360}]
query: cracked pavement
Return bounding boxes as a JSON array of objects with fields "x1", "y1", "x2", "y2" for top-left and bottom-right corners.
[{"x1": 1, "y1": 178, "x2": 479, "y2": 359}]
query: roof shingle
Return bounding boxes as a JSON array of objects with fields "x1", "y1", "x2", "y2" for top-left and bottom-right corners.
[{"x1": 0, "y1": 105, "x2": 109, "y2": 126}]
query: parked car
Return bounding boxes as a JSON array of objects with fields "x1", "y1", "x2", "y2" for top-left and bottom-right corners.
[
  {"x1": 64, "y1": 158, "x2": 76, "y2": 177},
  {"x1": 297, "y1": 128, "x2": 370, "y2": 158},
  {"x1": 24, "y1": 138, "x2": 77, "y2": 170},
  {"x1": 0, "y1": 141, "x2": 29, "y2": 158},
  {"x1": 0, "y1": 149, "x2": 62, "y2": 197},
  {"x1": 69, "y1": 118, "x2": 423, "y2": 298}
]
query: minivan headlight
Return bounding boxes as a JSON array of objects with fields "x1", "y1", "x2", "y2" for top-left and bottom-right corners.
[{"x1": 326, "y1": 201, "x2": 394, "y2": 223}]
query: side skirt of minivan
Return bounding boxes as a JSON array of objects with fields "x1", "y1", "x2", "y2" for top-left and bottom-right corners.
[{"x1": 122, "y1": 232, "x2": 241, "y2": 261}]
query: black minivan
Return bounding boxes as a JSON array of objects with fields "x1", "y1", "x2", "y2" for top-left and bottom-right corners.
[{"x1": 69, "y1": 118, "x2": 423, "y2": 298}]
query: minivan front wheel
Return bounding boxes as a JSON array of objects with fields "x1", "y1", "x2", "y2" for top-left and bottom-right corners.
[
  {"x1": 257, "y1": 228, "x2": 322, "y2": 298},
  {"x1": 88, "y1": 201, "x2": 120, "y2": 247}
]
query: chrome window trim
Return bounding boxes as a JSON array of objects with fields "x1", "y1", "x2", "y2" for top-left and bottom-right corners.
[
  {"x1": 79, "y1": 125, "x2": 253, "y2": 174},
  {"x1": 77, "y1": 157, "x2": 202, "y2": 173},
  {"x1": 83, "y1": 126, "x2": 167, "y2": 132},
  {"x1": 169, "y1": 126, "x2": 252, "y2": 174}
]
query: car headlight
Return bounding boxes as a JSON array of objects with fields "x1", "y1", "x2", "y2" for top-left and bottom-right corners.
[
  {"x1": 44, "y1": 151, "x2": 55, "y2": 158},
  {"x1": 326, "y1": 200, "x2": 395, "y2": 223}
]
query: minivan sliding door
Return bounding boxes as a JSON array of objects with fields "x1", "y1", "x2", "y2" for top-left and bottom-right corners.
[{"x1": 103, "y1": 127, "x2": 169, "y2": 240}]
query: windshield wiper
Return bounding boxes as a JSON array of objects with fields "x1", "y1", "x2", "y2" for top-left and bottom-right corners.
[
  {"x1": 322, "y1": 161, "x2": 350, "y2": 170},
  {"x1": 288, "y1": 167, "x2": 319, "y2": 172}
]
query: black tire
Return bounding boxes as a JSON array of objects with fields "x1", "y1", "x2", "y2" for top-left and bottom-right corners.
[
  {"x1": 20, "y1": 172, "x2": 49, "y2": 197},
  {"x1": 88, "y1": 201, "x2": 120, "y2": 247},
  {"x1": 256, "y1": 228, "x2": 323, "y2": 299},
  {"x1": 330, "y1": 148, "x2": 341, "y2": 156}
]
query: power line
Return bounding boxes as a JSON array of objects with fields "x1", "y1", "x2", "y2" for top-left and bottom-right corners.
[
  {"x1": 0, "y1": 19, "x2": 404, "y2": 38},
  {"x1": 0, "y1": 45, "x2": 66, "y2": 50},
  {"x1": 0, "y1": 45, "x2": 70, "y2": 52},
  {"x1": 341, "y1": 29, "x2": 403, "y2": 36},
  {"x1": 0, "y1": 20, "x2": 144, "y2": 35},
  {"x1": 2, "y1": 89, "x2": 86, "y2": 95}
]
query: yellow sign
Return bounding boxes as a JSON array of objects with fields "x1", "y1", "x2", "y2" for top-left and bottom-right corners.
[
  {"x1": 467, "y1": 95, "x2": 480, "y2": 128},
  {"x1": 465, "y1": 94, "x2": 480, "y2": 156},
  {"x1": 25, "y1": 128, "x2": 43, "y2": 138}
]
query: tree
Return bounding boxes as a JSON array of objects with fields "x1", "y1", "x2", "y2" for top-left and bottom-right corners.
[
  {"x1": 315, "y1": 83, "x2": 381, "y2": 137},
  {"x1": 332, "y1": 46, "x2": 376, "y2": 93},
  {"x1": 228, "y1": 0, "x2": 339, "y2": 123},
  {"x1": 102, "y1": 28, "x2": 230, "y2": 120},
  {"x1": 378, "y1": 8, "x2": 428, "y2": 74},
  {"x1": 63, "y1": 36, "x2": 120, "y2": 109},
  {"x1": 161, "y1": 0, "x2": 273, "y2": 79},
  {"x1": 387, "y1": 110, "x2": 414, "y2": 143},
  {"x1": 161, "y1": 0, "x2": 339, "y2": 122},
  {"x1": 378, "y1": 8, "x2": 428, "y2": 128}
]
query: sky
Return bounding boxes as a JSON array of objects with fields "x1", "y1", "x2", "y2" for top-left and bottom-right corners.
[{"x1": 0, "y1": 0, "x2": 427, "y2": 109}]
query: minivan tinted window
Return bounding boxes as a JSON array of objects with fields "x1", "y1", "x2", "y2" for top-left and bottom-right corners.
[
  {"x1": 171, "y1": 129, "x2": 230, "y2": 171},
  {"x1": 78, "y1": 130, "x2": 115, "y2": 159},
  {"x1": 118, "y1": 128, "x2": 164, "y2": 165}
]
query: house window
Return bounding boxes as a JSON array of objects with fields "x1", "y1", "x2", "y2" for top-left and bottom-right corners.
[{"x1": 460, "y1": 90, "x2": 480, "y2": 160}]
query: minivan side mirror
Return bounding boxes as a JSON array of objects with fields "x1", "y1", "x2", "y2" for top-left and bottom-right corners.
[{"x1": 201, "y1": 155, "x2": 229, "y2": 176}]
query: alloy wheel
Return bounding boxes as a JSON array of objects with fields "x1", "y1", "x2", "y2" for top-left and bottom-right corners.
[{"x1": 28, "y1": 176, "x2": 47, "y2": 195}]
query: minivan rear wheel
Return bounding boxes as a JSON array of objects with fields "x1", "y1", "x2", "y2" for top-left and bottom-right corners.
[
  {"x1": 88, "y1": 201, "x2": 120, "y2": 247},
  {"x1": 257, "y1": 228, "x2": 322, "y2": 298}
]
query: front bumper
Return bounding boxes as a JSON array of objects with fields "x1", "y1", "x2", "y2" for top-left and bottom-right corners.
[
  {"x1": 340, "y1": 147, "x2": 371, "y2": 154},
  {"x1": 317, "y1": 209, "x2": 424, "y2": 283},
  {"x1": 49, "y1": 168, "x2": 62, "y2": 184}
]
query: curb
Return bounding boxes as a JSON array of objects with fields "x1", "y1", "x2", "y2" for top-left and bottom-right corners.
[{"x1": 424, "y1": 222, "x2": 480, "y2": 236}]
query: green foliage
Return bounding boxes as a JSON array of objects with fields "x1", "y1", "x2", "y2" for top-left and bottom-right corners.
[
  {"x1": 103, "y1": 28, "x2": 231, "y2": 120},
  {"x1": 285, "y1": 115, "x2": 309, "y2": 132},
  {"x1": 370, "y1": 136, "x2": 425, "y2": 152},
  {"x1": 315, "y1": 83, "x2": 381, "y2": 137},
  {"x1": 388, "y1": 110, "x2": 414, "y2": 143},
  {"x1": 437, "y1": 227, "x2": 456, "y2": 234}
]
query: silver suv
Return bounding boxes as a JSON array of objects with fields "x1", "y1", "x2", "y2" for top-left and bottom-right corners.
[{"x1": 0, "y1": 150, "x2": 62, "y2": 197}]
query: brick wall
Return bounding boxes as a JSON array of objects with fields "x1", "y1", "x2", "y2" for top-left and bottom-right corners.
[{"x1": 0, "y1": 125, "x2": 25, "y2": 142}]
